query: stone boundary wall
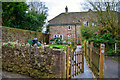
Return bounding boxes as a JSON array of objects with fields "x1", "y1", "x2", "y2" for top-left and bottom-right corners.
[
  {"x1": 2, "y1": 27, "x2": 49, "y2": 44},
  {"x1": 2, "y1": 44, "x2": 66, "y2": 78}
]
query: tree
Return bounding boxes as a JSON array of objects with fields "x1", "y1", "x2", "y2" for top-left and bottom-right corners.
[
  {"x1": 2, "y1": 2, "x2": 29, "y2": 28},
  {"x1": 2, "y1": 1, "x2": 48, "y2": 32},
  {"x1": 22, "y1": 10, "x2": 47, "y2": 31},
  {"x1": 27, "y1": 1, "x2": 48, "y2": 16},
  {"x1": 26, "y1": 1, "x2": 48, "y2": 32},
  {"x1": 83, "y1": 0, "x2": 120, "y2": 40}
]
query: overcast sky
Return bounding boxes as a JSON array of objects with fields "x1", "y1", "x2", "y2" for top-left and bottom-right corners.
[{"x1": 40, "y1": 0, "x2": 87, "y2": 21}]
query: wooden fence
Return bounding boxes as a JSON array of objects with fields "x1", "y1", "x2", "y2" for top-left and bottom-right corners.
[
  {"x1": 66, "y1": 46, "x2": 84, "y2": 79},
  {"x1": 84, "y1": 40, "x2": 105, "y2": 78}
]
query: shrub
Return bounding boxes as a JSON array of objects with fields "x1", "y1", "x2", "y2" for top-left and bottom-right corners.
[{"x1": 80, "y1": 26, "x2": 98, "y2": 44}]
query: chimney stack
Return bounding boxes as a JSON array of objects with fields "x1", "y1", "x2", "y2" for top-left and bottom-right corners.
[{"x1": 65, "y1": 6, "x2": 68, "y2": 13}]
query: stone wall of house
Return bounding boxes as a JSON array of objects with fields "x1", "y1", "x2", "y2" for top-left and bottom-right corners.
[
  {"x1": 2, "y1": 44, "x2": 66, "y2": 78},
  {"x1": 49, "y1": 25, "x2": 81, "y2": 41},
  {"x1": 2, "y1": 27, "x2": 49, "y2": 44}
]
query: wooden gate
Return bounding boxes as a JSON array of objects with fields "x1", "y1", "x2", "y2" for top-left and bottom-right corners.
[{"x1": 66, "y1": 46, "x2": 84, "y2": 79}]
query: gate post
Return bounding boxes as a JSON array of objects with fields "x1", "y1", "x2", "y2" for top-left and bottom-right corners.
[
  {"x1": 99, "y1": 44, "x2": 105, "y2": 78},
  {"x1": 66, "y1": 46, "x2": 69, "y2": 79},
  {"x1": 82, "y1": 40, "x2": 86, "y2": 73},
  {"x1": 90, "y1": 42, "x2": 93, "y2": 68},
  {"x1": 86, "y1": 41, "x2": 89, "y2": 61},
  {"x1": 115, "y1": 43, "x2": 117, "y2": 53},
  {"x1": 70, "y1": 49, "x2": 73, "y2": 78}
]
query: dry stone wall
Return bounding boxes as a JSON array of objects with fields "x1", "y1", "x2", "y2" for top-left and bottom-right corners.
[
  {"x1": 2, "y1": 44, "x2": 66, "y2": 78},
  {"x1": 2, "y1": 27, "x2": 49, "y2": 44}
]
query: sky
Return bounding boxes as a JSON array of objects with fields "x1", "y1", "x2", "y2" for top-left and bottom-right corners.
[
  {"x1": 26, "y1": 0, "x2": 88, "y2": 32},
  {"x1": 39, "y1": 0, "x2": 119, "y2": 21},
  {"x1": 40, "y1": 0, "x2": 87, "y2": 21},
  {"x1": 26, "y1": 0, "x2": 119, "y2": 32}
]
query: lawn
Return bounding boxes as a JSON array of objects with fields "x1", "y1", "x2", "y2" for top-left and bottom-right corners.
[{"x1": 49, "y1": 44, "x2": 67, "y2": 50}]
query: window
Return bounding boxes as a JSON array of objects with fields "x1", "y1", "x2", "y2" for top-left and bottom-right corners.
[
  {"x1": 54, "y1": 34, "x2": 63, "y2": 40},
  {"x1": 68, "y1": 25, "x2": 71, "y2": 30},
  {"x1": 92, "y1": 22, "x2": 97, "y2": 27},
  {"x1": 55, "y1": 35, "x2": 56, "y2": 38},
  {"x1": 95, "y1": 24, "x2": 96, "y2": 26},
  {"x1": 60, "y1": 35, "x2": 62, "y2": 39},
  {"x1": 83, "y1": 21, "x2": 89, "y2": 26},
  {"x1": 68, "y1": 35, "x2": 71, "y2": 39},
  {"x1": 92, "y1": 22, "x2": 95, "y2": 26}
]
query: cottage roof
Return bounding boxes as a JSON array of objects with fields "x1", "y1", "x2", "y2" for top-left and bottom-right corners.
[
  {"x1": 48, "y1": 10, "x2": 120, "y2": 26},
  {"x1": 48, "y1": 12, "x2": 89, "y2": 26}
]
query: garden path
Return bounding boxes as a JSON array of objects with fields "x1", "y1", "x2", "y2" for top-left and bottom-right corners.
[{"x1": 72, "y1": 45, "x2": 93, "y2": 79}]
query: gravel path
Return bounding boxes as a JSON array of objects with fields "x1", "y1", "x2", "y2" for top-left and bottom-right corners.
[
  {"x1": 104, "y1": 56, "x2": 120, "y2": 78},
  {"x1": 1, "y1": 70, "x2": 35, "y2": 80}
]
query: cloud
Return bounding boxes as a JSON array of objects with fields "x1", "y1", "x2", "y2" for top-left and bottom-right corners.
[{"x1": 40, "y1": 0, "x2": 86, "y2": 20}]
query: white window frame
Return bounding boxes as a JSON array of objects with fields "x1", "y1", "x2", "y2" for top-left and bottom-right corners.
[
  {"x1": 54, "y1": 34, "x2": 63, "y2": 40},
  {"x1": 68, "y1": 35, "x2": 71, "y2": 39},
  {"x1": 68, "y1": 25, "x2": 71, "y2": 30},
  {"x1": 92, "y1": 22, "x2": 95, "y2": 26},
  {"x1": 83, "y1": 21, "x2": 88, "y2": 26}
]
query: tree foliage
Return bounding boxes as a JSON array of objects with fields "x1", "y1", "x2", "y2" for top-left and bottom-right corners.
[
  {"x1": 2, "y1": 2, "x2": 28, "y2": 27},
  {"x1": 2, "y1": 2, "x2": 48, "y2": 32},
  {"x1": 85, "y1": 0, "x2": 120, "y2": 40},
  {"x1": 80, "y1": 26, "x2": 98, "y2": 43}
]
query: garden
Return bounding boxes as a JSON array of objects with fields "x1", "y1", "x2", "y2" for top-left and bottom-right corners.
[
  {"x1": 80, "y1": 25, "x2": 120, "y2": 56},
  {"x1": 49, "y1": 37, "x2": 78, "y2": 52}
]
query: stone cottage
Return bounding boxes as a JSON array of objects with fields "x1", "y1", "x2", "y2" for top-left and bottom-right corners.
[{"x1": 48, "y1": 6, "x2": 98, "y2": 43}]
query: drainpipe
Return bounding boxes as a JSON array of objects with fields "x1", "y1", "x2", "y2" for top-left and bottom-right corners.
[{"x1": 75, "y1": 24, "x2": 77, "y2": 45}]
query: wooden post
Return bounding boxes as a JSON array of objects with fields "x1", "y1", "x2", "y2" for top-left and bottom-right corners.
[
  {"x1": 70, "y1": 49, "x2": 73, "y2": 78},
  {"x1": 86, "y1": 41, "x2": 89, "y2": 61},
  {"x1": 115, "y1": 43, "x2": 117, "y2": 53},
  {"x1": 77, "y1": 52, "x2": 79, "y2": 74},
  {"x1": 99, "y1": 44, "x2": 105, "y2": 78},
  {"x1": 82, "y1": 49, "x2": 84, "y2": 73},
  {"x1": 84, "y1": 40, "x2": 86, "y2": 56},
  {"x1": 82, "y1": 40, "x2": 86, "y2": 73},
  {"x1": 75, "y1": 51, "x2": 77, "y2": 75},
  {"x1": 84, "y1": 41, "x2": 86, "y2": 54},
  {"x1": 90, "y1": 42, "x2": 93, "y2": 68},
  {"x1": 66, "y1": 46, "x2": 69, "y2": 79},
  {"x1": 73, "y1": 50, "x2": 74, "y2": 77},
  {"x1": 79, "y1": 52, "x2": 81, "y2": 73}
]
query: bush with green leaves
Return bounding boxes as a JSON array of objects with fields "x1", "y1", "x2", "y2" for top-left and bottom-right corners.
[
  {"x1": 80, "y1": 26, "x2": 98, "y2": 44},
  {"x1": 88, "y1": 32, "x2": 119, "y2": 55},
  {"x1": 89, "y1": 33, "x2": 116, "y2": 47}
]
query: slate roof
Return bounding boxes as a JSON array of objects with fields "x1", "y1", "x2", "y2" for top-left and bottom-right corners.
[
  {"x1": 48, "y1": 10, "x2": 120, "y2": 26},
  {"x1": 48, "y1": 12, "x2": 89, "y2": 26}
]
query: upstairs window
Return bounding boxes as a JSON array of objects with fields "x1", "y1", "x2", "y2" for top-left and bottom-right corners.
[
  {"x1": 92, "y1": 22, "x2": 95, "y2": 26},
  {"x1": 68, "y1": 35, "x2": 71, "y2": 39},
  {"x1": 68, "y1": 25, "x2": 71, "y2": 30},
  {"x1": 92, "y1": 22, "x2": 97, "y2": 27},
  {"x1": 83, "y1": 21, "x2": 89, "y2": 26}
]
